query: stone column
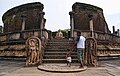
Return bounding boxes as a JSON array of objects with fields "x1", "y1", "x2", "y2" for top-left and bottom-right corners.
[
  {"x1": 88, "y1": 14, "x2": 94, "y2": 37},
  {"x1": 112, "y1": 26, "x2": 115, "y2": 34},
  {"x1": 0, "y1": 26, "x2": 3, "y2": 33},
  {"x1": 69, "y1": 11, "x2": 74, "y2": 38},
  {"x1": 21, "y1": 15, "x2": 26, "y2": 31},
  {"x1": 42, "y1": 19, "x2": 47, "y2": 38},
  {"x1": 39, "y1": 12, "x2": 45, "y2": 37},
  {"x1": 117, "y1": 29, "x2": 120, "y2": 36}
]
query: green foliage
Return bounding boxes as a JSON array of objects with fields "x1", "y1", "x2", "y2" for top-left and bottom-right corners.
[{"x1": 61, "y1": 29, "x2": 70, "y2": 33}]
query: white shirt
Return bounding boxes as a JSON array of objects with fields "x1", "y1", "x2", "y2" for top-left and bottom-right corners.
[{"x1": 77, "y1": 36, "x2": 85, "y2": 48}]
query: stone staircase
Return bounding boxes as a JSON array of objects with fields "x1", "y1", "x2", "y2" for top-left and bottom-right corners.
[{"x1": 43, "y1": 39, "x2": 78, "y2": 63}]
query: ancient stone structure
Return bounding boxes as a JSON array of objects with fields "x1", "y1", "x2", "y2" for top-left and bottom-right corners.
[
  {"x1": 2, "y1": 2, "x2": 45, "y2": 33},
  {"x1": 69, "y1": 2, "x2": 111, "y2": 37},
  {"x1": 69, "y1": 2, "x2": 120, "y2": 43},
  {"x1": 69, "y1": 2, "x2": 120, "y2": 66},
  {"x1": 0, "y1": 2, "x2": 120, "y2": 66},
  {"x1": 0, "y1": 2, "x2": 48, "y2": 58}
]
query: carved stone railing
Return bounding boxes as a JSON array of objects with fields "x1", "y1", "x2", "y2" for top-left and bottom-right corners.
[
  {"x1": 73, "y1": 30, "x2": 120, "y2": 56},
  {"x1": 79, "y1": 30, "x2": 120, "y2": 44},
  {"x1": 0, "y1": 29, "x2": 48, "y2": 42},
  {"x1": 95, "y1": 31, "x2": 120, "y2": 44}
]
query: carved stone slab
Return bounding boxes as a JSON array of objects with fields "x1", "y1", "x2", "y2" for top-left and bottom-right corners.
[{"x1": 25, "y1": 36, "x2": 42, "y2": 66}]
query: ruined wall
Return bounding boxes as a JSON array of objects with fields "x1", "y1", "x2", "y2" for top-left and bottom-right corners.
[
  {"x1": 71, "y1": 2, "x2": 110, "y2": 33},
  {"x1": 2, "y1": 2, "x2": 44, "y2": 33}
]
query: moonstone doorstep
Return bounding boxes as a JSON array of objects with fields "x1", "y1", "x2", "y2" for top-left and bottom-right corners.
[{"x1": 37, "y1": 64, "x2": 87, "y2": 73}]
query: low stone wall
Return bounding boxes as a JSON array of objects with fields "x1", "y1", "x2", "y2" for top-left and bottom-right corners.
[
  {"x1": 78, "y1": 30, "x2": 120, "y2": 56},
  {"x1": 0, "y1": 29, "x2": 48, "y2": 56}
]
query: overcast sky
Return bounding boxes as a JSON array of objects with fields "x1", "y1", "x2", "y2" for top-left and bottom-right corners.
[{"x1": 0, "y1": 0, "x2": 120, "y2": 32}]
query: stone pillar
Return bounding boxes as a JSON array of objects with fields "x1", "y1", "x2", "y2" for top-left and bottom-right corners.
[
  {"x1": 43, "y1": 19, "x2": 46, "y2": 30},
  {"x1": 0, "y1": 26, "x2": 3, "y2": 33},
  {"x1": 40, "y1": 12, "x2": 45, "y2": 37},
  {"x1": 117, "y1": 29, "x2": 120, "y2": 36},
  {"x1": 88, "y1": 14, "x2": 94, "y2": 37},
  {"x1": 69, "y1": 11, "x2": 74, "y2": 38},
  {"x1": 21, "y1": 15, "x2": 26, "y2": 31},
  {"x1": 112, "y1": 26, "x2": 115, "y2": 34}
]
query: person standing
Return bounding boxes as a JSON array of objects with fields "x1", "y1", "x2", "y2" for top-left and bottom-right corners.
[{"x1": 75, "y1": 31, "x2": 85, "y2": 68}]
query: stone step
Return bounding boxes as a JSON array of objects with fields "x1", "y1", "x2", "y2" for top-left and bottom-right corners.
[
  {"x1": 48, "y1": 39, "x2": 74, "y2": 42},
  {"x1": 43, "y1": 59, "x2": 78, "y2": 63},
  {"x1": 47, "y1": 40, "x2": 74, "y2": 44},
  {"x1": 0, "y1": 40, "x2": 25, "y2": 45},
  {"x1": 44, "y1": 52, "x2": 77, "y2": 55},
  {"x1": 48, "y1": 40, "x2": 73, "y2": 42},
  {"x1": 43, "y1": 39, "x2": 76, "y2": 63},
  {"x1": 46, "y1": 43, "x2": 74, "y2": 46},
  {"x1": 46, "y1": 44, "x2": 73, "y2": 47},
  {"x1": 45, "y1": 46, "x2": 72, "y2": 50},
  {"x1": 43, "y1": 55, "x2": 77, "y2": 59},
  {"x1": 48, "y1": 41, "x2": 73, "y2": 43},
  {"x1": 45, "y1": 49, "x2": 73, "y2": 51}
]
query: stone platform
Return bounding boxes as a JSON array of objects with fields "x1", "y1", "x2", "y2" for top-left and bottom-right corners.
[
  {"x1": 0, "y1": 59, "x2": 120, "y2": 76},
  {"x1": 38, "y1": 63, "x2": 87, "y2": 73}
]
